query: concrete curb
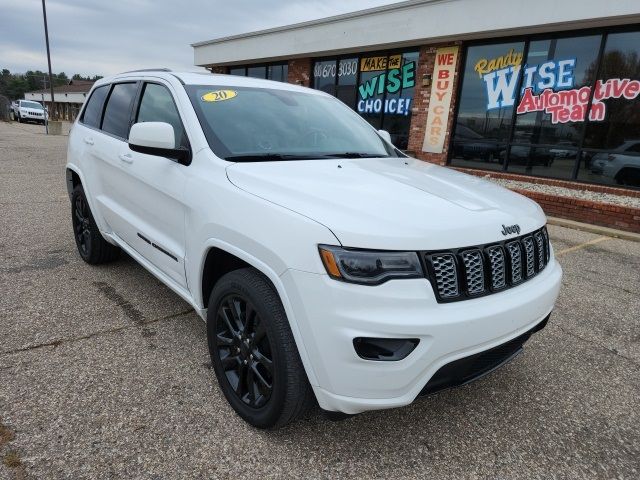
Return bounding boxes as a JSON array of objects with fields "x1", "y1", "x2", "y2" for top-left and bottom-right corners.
[{"x1": 547, "y1": 216, "x2": 640, "y2": 243}]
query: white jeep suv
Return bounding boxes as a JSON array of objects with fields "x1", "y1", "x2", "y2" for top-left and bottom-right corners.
[
  {"x1": 12, "y1": 99, "x2": 48, "y2": 124},
  {"x1": 66, "y1": 69, "x2": 562, "y2": 429}
]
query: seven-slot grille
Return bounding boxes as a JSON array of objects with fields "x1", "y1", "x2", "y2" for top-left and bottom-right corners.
[{"x1": 424, "y1": 226, "x2": 551, "y2": 303}]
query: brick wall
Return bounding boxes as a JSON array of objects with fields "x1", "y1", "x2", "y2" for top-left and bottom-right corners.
[
  {"x1": 511, "y1": 189, "x2": 640, "y2": 234},
  {"x1": 288, "y1": 58, "x2": 312, "y2": 86},
  {"x1": 208, "y1": 66, "x2": 228, "y2": 74},
  {"x1": 406, "y1": 42, "x2": 463, "y2": 166}
]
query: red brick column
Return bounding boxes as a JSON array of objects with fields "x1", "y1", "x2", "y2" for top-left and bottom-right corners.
[
  {"x1": 288, "y1": 58, "x2": 312, "y2": 87},
  {"x1": 407, "y1": 42, "x2": 463, "y2": 165}
]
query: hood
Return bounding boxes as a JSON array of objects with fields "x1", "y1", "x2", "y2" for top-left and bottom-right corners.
[{"x1": 226, "y1": 157, "x2": 545, "y2": 250}]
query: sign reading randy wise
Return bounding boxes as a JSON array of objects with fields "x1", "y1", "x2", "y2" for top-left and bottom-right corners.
[{"x1": 422, "y1": 46, "x2": 459, "y2": 153}]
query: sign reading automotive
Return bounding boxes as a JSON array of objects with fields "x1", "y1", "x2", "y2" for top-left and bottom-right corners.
[
  {"x1": 474, "y1": 49, "x2": 640, "y2": 124},
  {"x1": 422, "y1": 46, "x2": 458, "y2": 153}
]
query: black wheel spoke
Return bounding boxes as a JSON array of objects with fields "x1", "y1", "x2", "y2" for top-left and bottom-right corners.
[
  {"x1": 215, "y1": 293, "x2": 274, "y2": 409},
  {"x1": 219, "y1": 310, "x2": 239, "y2": 339},
  {"x1": 253, "y1": 319, "x2": 267, "y2": 343},
  {"x1": 246, "y1": 365, "x2": 256, "y2": 405},
  {"x1": 244, "y1": 303, "x2": 257, "y2": 335},
  {"x1": 216, "y1": 333, "x2": 234, "y2": 347},
  {"x1": 235, "y1": 363, "x2": 248, "y2": 396},
  {"x1": 251, "y1": 363, "x2": 271, "y2": 389},
  {"x1": 228, "y1": 299, "x2": 245, "y2": 333},
  {"x1": 221, "y1": 354, "x2": 239, "y2": 371},
  {"x1": 253, "y1": 350, "x2": 273, "y2": 374}
]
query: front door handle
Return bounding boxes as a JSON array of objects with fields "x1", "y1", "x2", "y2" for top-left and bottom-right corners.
[
  {"x1": 119, "y1": 153, "x2": 133, "y2": 164},
  {"x1": 83, "y1": 137, "x2": 94, "y2": 145}
]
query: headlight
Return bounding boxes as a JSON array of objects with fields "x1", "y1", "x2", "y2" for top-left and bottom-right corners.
[{"x1": 318, "y1": 245, "x2": 423, "y2": 285}]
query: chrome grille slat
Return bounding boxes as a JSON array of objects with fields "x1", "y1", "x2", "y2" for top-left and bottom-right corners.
[
  {"x1": 425, "y1": 227, "x2": 551, "y2": 303},
  {"x1": 522, "y1": 236, "x2": 535, "y2": 277},
  {"x1": 506, "y1": 241, "x2": 523, "y2": 283},
  {"x1": 430, "y1": 253, "x2": 459, "y2": 298},
  {"x1": 534, "y1": 231, "x2": 546, "y2": 270},
  {"x1": 460, "y1": 249, "x2": 485, "y2": 295},
  {"x1": 486, "y1": 245, "x2": 506, "y2": 290}
]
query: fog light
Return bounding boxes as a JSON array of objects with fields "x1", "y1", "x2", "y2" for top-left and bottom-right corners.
[{"x1": 353, "y1": 337, "x2": 419, "y2": 361}]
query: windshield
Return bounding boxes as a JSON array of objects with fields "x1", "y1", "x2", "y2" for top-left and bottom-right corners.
[
  {"x1": 185, "y1": 85, "x2": 397, "y2": 161},
  {"x1": 21, "y1": 101, "x2": 43, "y2": 110}
]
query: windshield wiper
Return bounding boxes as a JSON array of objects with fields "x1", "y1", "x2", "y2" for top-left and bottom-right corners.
[
  {"x1": 225, "y1": 153, "x2": 333, "y2": 162},
  {"x1": 323, "y1": 152, "x2": 391, "y2": 158}
]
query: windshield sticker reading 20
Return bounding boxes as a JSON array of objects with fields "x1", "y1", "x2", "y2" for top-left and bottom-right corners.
[{"x1": 201, "y1": 90, "x2": 238, "y2": 102}]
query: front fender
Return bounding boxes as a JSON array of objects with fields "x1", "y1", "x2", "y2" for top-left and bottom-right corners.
[{"x1": 194, "y1": 238, "x2": 321, "y2": 387}]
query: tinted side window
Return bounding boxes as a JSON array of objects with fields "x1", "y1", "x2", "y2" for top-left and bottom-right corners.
[
  {"x1": 101, "y1": 83, "x2": 138, "y2": 139},
  {"x1": 82, "y1": 85, "x2": 109, "y2": 128},
  {"x1": 136, "y1": 83, "x2": 187, "y2": 148}
]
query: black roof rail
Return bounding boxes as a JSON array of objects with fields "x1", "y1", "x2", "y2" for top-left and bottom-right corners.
[{"x1": 121, "y1": 68, "x2": 172, "y2": 73}]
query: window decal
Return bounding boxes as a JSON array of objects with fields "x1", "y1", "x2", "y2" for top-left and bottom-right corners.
[{"x1": 201, "y1": 90, "x2": 237, "y2": 102}]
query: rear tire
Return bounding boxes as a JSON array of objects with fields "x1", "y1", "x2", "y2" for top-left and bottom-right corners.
[
  {"x1": 207, "y1": 268, "x2": 314, "y2": 429},
  {"x1": 71, "y1": 185, "x2": 120, "y2": 264}
]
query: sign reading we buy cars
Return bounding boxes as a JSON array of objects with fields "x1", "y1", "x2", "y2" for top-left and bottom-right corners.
[{"x1": 422, "y1": 46, "x2": 458, "y2": 153}]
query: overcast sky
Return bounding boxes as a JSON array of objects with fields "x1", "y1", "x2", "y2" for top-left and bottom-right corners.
[{"x1": 0, "y1": 0, "x2": 399, "y2": 76}]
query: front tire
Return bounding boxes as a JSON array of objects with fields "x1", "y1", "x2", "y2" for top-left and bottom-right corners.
[
  {"x1": 71, "y1": 185, "x2": 120, "y2": 264},
  {"x1": 207, "y1": 268, "x2": 313, "y2": 429}
]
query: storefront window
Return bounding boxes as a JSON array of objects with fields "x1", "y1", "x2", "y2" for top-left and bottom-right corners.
[
  {"x1": 450, "y1": 28, "x2": 640, "y2": 188},
  {"x1": 226, "y1": 63, "x2": 288, "y2": 82},
  {"x1": 313, "y1": 60, "x2": 337, "y2": 95},
  {"x1": 508, "y1": 34, "x2": 601, "y2": 179},
  {"x1": 580, "y1": 31, "x2": 640, "y2": 187},
  {"x1": 451, "y1": 41, "x2": 525, "y2": 170},
  {"x1": 311, "y1": 52, "x2": 418, "y2": 150},
  {"x1": 247, "y1": 66, "x2": 267, "y2": 79},
  {"x1": 336, "y1": 57, "x2": 358, "y2": 107},
  {"x1": 267, "y1": 64, "x2": 288, "y2": 82},
  {"x1": 382, "y1": 51, "x2": 419, "y2": 149}
]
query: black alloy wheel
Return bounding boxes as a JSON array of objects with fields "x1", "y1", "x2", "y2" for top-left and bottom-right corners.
[
  {"x1": 215, "y1": 294, "x2": 274, "y2": 408},
  {"x1": 73, "y1": 192, "x2": 91, "y2": 257},
  {"x1": 70, "y1": 184, "x2": 120, "y2": 264},
  {"x1": 207, "y1": 268, "x2": 314, "y2": 429}
]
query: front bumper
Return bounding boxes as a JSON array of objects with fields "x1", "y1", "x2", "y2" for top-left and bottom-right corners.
[{"x1": 281, "y1": 257, "x2": 562, "y2": 414}]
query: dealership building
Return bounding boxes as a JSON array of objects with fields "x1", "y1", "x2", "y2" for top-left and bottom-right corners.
[{"x1": 192, "y1": 0, "x2": 640, "y2": 196}]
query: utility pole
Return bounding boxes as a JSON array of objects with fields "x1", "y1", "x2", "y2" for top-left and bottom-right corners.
[
  {"x1": 41, "y1": 74, "x2": 48, "y2": 134},
  {"x1": 41, "y1": 0, "x2": 55, "y2": 132}
]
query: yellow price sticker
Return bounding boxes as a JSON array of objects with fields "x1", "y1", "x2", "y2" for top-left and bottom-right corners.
[{"x1": 201, "y1": 90, "x2": 237, "y2": 102}]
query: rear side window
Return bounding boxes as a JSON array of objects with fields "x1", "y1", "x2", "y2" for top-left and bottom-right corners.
[
  {"x1": 101, "y1": 83, "x2": 138, "y2": 139},
  {"x1": 82, "y1": 85, "x2": 109, "y2": 128},
  {"x1": 136, "y1": 83, "x2": 187, "y2": 148}
]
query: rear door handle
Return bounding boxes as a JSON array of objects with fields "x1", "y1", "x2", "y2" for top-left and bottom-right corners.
[
  {"x1": 83, "y1": 137, "x2": 94, "y2": 145},
  {"x1": 119, "y1": 153, "x2": 133, "y2": 164}
]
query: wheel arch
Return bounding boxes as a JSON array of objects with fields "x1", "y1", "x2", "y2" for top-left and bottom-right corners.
[
  {"x1": 65, "y1": 164, "x2": 112, "y2": 241},
  {"x1": 197, "y1": 239, "x2": 320, "y2": 387}
]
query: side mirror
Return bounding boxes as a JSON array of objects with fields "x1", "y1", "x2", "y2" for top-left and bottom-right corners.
[
  {"x1": 378, "y1": 129, "x2": 392, "y2": 145},
  {"x1": 129, "y1": 122, "x2": 189, "y2": 164}
]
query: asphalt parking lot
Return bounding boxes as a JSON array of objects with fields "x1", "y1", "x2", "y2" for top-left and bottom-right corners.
[{"x1": 0, "y1": 120, "x2": 638, "y2": 479}]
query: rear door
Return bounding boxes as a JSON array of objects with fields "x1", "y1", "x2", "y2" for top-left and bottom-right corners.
[{"x1": 88, "y1": 81, "x2": 142, "y2": 251}]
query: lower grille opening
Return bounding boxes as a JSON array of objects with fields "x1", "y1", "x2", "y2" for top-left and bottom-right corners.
[
  {"x1": 419, "y1": 315, "x2": 550, "y2": 396},
  {"x1": 354, "y1": 337, "x2": 419, "y2": 361}
]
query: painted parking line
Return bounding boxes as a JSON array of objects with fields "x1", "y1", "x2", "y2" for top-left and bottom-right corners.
[{"x1": 555, "y1": 236, "x2": 611, "y2": 257}]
